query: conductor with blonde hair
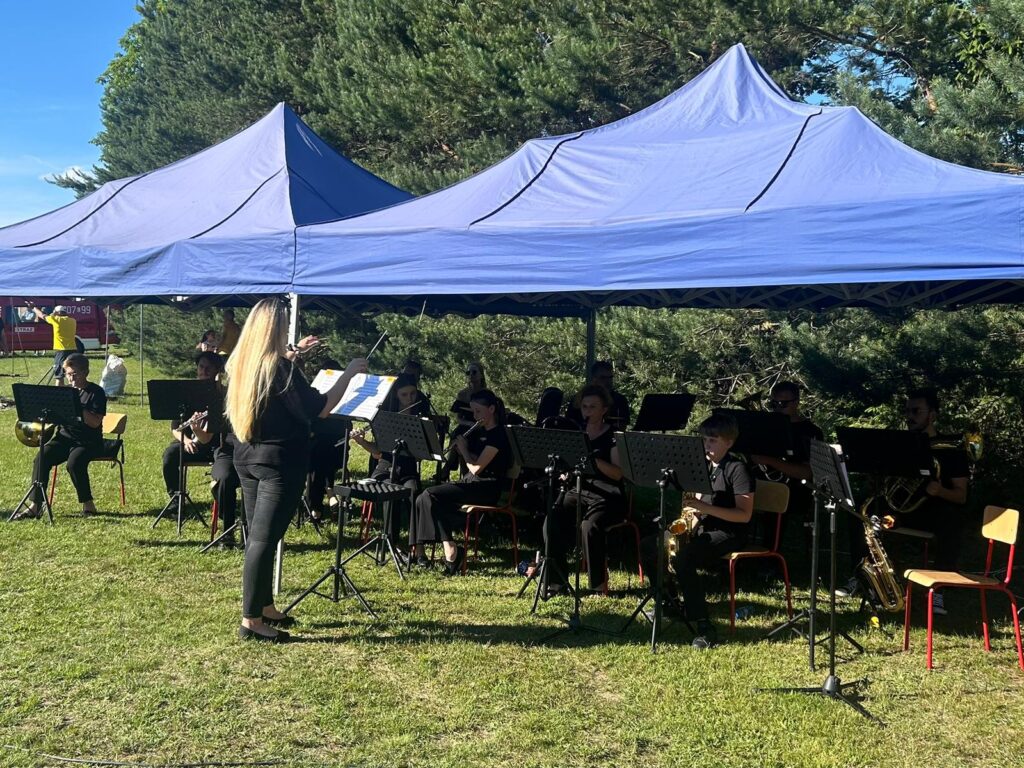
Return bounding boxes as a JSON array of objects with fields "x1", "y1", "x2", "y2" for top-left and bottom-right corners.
[{"x1": 225, "y1": 297, "x2": 366, "y2": 643}]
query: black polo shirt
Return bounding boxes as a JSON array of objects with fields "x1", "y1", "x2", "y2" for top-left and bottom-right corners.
[{"x1": 697, "y1": 453, "x2": 754, "y2": 536}]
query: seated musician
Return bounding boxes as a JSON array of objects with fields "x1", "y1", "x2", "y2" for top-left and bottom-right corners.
[
  {"x1": 451, "y1": 361, "x2": 486, "y2": 427},
  {"x1": 642, "y1": 413, "x2": 754, "y2": 650},
  {"x1": 840, "y1": 388, "x2": 968, "y2": 615},
  {"x1": 349, "y1": 374, "x2": 424, "y2": 541},
  {"x1": 410, "y1": 389, "x2": 510, "y2": 574},
  {"x1": 565, "y1": 360, "x2": 630, "y2": 430},
  {"x1": 15, "y1": 353, "x2": 106, "y2": 518},
  {"x1": 542, "y1": 384, "x2": 625, "y2": 592},
  {"x1": 750, "y1": 381, "x2": 823, "y2": 534},
  {"x1": 161, "y1": 352, "x2": 241, "y2": 543}
]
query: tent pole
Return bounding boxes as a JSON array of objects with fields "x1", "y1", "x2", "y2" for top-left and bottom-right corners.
[
  {"x1": 104, "y1": 304, "x2": 110, "y2": 360},
  {"x1": 274, "y1": 292, "x2": 302, "y2": 596},
  {"x1": 139, "y1": 305, "x2": 145, "y2": 406},
  {"x1": 585, "y1": 308, "x2": 597, "y2": 375}
]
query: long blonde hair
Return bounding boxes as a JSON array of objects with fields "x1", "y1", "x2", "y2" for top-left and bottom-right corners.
[{"x1": 225, "y1": 298, "x2": 289, "y2": 442}]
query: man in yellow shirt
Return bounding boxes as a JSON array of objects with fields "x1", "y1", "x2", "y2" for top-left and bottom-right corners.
[
  {"x1": 27, "y1": 301, "x2": 77, "y2": 385},
  {"x1": 218, "y1": 309, "x2": 241, "y2": 357}
]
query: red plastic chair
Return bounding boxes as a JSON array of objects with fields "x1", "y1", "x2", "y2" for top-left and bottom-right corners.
[{"x1": 903, "y1": 505, "x2": 1024, "y2": 671}]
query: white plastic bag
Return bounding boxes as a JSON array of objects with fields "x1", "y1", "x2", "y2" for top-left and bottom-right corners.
[{"x1": 99, "y1": 354, "x2": 128, "y2": 398}]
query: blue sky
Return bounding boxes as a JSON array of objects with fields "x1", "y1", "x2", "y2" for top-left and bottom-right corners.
[{"x1": 0, "y1": 2, "x2": 140, "y2": 226}]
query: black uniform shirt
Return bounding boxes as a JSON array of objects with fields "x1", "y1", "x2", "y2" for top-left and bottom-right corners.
[
  {"x1": 59, "y1": 382, "x2": 106, "y2": 445},
  {"x1": 697, "y1": 453, "x2": 754, "y2": 536},
  {"x1": 234, "y1": 359, "x2": 327, "y2": 468},
  {"x1": 466, "y1": 425, "x2": 511, "y2": 481}
]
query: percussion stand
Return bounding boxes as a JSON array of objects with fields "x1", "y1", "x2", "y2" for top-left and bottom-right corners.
[{"x1": 8, "y1": 383, "x2": 81, "y2": 524}]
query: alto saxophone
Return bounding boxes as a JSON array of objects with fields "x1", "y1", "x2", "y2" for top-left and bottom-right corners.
[
  {"x1": 857, "y1": 496, "x2": 904, "y2": 612},
  {"x1": 665, "y1": 495, "x2": 699, "y2": 573}
]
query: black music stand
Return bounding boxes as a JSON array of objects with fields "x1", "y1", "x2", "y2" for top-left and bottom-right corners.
[
  {"x1": 357, "y1": 411, "x2": 441, "y2": 575},
  {"x1": 713, "y1": 408, "x2": 794, "y2": 458},
  {"x1": 619, "y1": 432, "x2": 712, "y2": 652},
  {"x1": 8, "y1": 383, "x2": 81, "y2": 524},
  {"x1": 509, "y1": 426, "x2": 611, "y2": 641},
  {"x1": 837, "y1": 427, "x2": 932, "y2": 479},
  {"x1": 769, "y1": 439, "x2": 881, "y2": 725},
  {"x1": 632, "y1": 393, "x2": 696, "y2": 432},
  {"x1": 147, "y1": 379, "x2": 223, "y2": 535}
]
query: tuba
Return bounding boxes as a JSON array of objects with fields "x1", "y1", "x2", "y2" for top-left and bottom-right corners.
[
  {"x1": 15, "y1": 420, "x2": 55, "y2": 447},
  {"x1": 856, "y1": 497, "x2": 904, "y2": 612}
]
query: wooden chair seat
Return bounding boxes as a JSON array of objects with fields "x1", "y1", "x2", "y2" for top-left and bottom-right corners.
[
  {"x1": 725, "y1": 546, "x2": 770, "y2": 560},
  {"x1": 904, "y1": 569, "x2": 1001, "y2": 589},
  {"x1": 903, "y1": 505, "x2": 1024, "y2": 671}
]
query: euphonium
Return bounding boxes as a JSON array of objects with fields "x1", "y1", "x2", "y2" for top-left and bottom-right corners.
[
  {"x1": 15, "y1": 420, "x2": 55, "y2": 448},
  {"x1": 857, "y1": 497, "x2": 904, "y2": 613},
  {"x1": 882, "y1": 433, "x2": 966, "y2": 514}
]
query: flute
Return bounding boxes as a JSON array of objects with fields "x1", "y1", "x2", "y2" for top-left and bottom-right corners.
[{"x1": 444, "y1": 420, "x2": 483, "y2": 458}]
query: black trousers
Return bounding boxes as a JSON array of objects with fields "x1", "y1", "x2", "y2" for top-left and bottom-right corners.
[
  {"x1": 410, "y1": 479, "x2": 501, "y2": 546},
  {"x1": 543, "y1": 487, "x2": 625, "y2": 588},
  {"x1": 236, "y1": 462, "x2": 305, "y2": 619},
  {"x1": 641, "y1": 527, "x2": 745, "y2": 623},
  {"x1": 33, "y1": 433, "x2": 100, "y2": 504},
  {"x1": 162, "y1": 440, "x2": 215, "y2": 493},
  {"x1": 369, "y1": 466, "x2": 418, "y2": 543},
  {"x1": 211, "y1": 446, "x2": 241, "y2": 529},
  {"x1": 308, "y1": 435, "x2": 342, "y2": 514}
]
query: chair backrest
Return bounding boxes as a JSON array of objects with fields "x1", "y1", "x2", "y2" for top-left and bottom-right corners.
[
  {"x1": 982, "y1": 505, "x2": 1019, "y2": 546},
  {"x1": 102, "y1": 412, "x2": 128, "y2": 436},
  {"x1": 754, "y1": 480, "x2": 790, "y2": 515}
]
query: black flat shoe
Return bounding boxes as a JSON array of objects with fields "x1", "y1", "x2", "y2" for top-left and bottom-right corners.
[
  {"x1": 441, "y1": 546, "x2": 465, "y2": 576},
  {"x1": 238, "y1": 625, "x2": 290, "y2": 643},
  {"x1": 262, "y1": 613, "x2": 296, "y2": 628}
]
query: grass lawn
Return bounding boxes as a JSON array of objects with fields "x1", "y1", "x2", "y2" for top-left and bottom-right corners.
[{"x1": 2, "y1": 352, "x2": 1023, "y2": 767}]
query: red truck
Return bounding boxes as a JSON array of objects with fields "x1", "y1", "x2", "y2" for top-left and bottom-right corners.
[{"x1": 0, "y1": 299, "x2": 119, "y2": 353}]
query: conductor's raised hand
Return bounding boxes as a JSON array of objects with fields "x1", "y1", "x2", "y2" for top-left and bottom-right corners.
[{"x1": 296, "y1": 335, "x2": 321, "y2": 354}]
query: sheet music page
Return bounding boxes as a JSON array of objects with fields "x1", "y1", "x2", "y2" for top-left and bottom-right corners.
[{"x1": 332, "y1": 373, "x2": 396, "y2": 419}]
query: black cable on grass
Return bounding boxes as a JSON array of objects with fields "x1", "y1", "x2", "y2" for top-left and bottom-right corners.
[{"x1": 1, "y1": 746, "x2": 284, "y2": 768}]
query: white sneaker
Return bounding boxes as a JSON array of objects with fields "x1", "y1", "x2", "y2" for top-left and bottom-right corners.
[
  {"x1": 931, "y1": 592, "x2": 947, "y2": 616},
  {"x1": 834, "y1": 576, "x2": 859, "y2": 599}
]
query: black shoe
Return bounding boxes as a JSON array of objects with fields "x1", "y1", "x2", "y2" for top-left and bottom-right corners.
[
  {"x1": 217, "y1": 533, "x2": 237, "y2": 550},
  {"x1": 441, "y1": 546, "x2": 465, "y2": 576},
  {"x1": 691, "y1": 620, "x2": 718, "y2": 650},
  {"x1": 414, "y1": 554, "x2": 432, "y2": 569},
  {"x1": 238, "y1": 625, "x2": 290, "y2": 644},
  {"x1": 262, "y1": 612, "x2": 296, "y2": 628},
  {"x1": 11, "y1": 507, "x2": 41, "y2": 521}
]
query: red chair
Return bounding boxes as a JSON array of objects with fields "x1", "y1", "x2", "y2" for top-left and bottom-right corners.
[
  {"x1": 722, "y1": 479, "x2": 793, "y2": 633},
  {"x1": 49, "y1": 412, "x2": 128, "y2": 507},
  {"x1": 461, "y1": 466, "x2": 521, "y2": 574},
  {"x1": 903, "y1": 504, "x2": 1024, "y2": 670}
]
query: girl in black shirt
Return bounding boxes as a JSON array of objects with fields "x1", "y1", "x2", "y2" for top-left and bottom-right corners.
[
  {"x1": 410, "y1": 389, "x2": 509, "y2": 574},
  {"x1": 225, "y1": 297, "x2": 365, "y2": 643},
  {"x1": 543, "y1": 384, "x2": 625, "y2": 591}
]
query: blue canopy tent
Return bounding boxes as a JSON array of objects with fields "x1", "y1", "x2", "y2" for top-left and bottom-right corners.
[
  {"x1": 0, "y1": 103, "x2": 411, "y2": 305},
  {"x1": 294, "y1": 43, "x2": 1024, "y2": 317}
]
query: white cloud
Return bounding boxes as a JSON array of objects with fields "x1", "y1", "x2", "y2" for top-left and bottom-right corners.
[{"x1": 40, "y1": 164, "x2": 90, "y2": 184}]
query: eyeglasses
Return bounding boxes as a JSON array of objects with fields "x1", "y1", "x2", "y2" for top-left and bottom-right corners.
[
  {"x1": 465, "y1": 369, "x2": 480, "y2": 376},
  {"x1": 769, "y1": 399, "x2": 796, "y2": 409},
  {"x1": 904, "y1": 407, "x2": 926, "y2": 416}
]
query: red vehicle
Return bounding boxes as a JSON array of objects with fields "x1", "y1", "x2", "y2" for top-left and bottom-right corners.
[{"x1": 0, "y1": 298, "x2": 119, "y2": 353}]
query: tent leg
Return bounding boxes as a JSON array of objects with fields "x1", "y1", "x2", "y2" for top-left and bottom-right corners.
[
  {"x1": 139, "y1": 305, "x2": 145, "y2": 406},
  {"x1": 273, "y1": 292, "x2": 302, "y2": 598},
  {"x1": 585, "y1": 308, "x2": 597, "y2": 374}
]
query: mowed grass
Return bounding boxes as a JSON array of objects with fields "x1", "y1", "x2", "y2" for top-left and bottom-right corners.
[{"x1": 2, "y1": 353, "x2": 1024, "y2": 767}]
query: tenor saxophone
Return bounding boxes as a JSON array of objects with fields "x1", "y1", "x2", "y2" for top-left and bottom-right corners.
[{"x1": 857, "y1": 497, "x2": 904, "y2": 612}]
